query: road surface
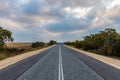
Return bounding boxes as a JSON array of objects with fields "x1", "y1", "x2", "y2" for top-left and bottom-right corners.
[{"x1": 0, "y1": 44, "x2": 120, "y2": 80}]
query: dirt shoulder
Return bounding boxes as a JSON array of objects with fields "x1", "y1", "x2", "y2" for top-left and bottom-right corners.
[
  {"x1": 65, "y1": 45, "x2": 120, "y2": 69},
  {"x1": 0, "y1": 45, "x2": 54, "y2": 70}
]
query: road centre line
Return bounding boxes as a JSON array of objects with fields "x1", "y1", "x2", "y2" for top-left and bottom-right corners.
[{"x1": 58, "y1": 45, "x2": 64, "y2": 80}]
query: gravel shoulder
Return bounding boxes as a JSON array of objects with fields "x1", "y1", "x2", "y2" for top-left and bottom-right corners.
[
  {"x1": 0, "y1": 45, "x2": 54, "y2": 70},
  {"x1": 65, "y1": 45, "x2": 120, "y2": 69}
]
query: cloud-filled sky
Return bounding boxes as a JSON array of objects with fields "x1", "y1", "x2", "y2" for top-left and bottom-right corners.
[{"x1": 0, "y1": 0, "x2": 120, "y2": 42}]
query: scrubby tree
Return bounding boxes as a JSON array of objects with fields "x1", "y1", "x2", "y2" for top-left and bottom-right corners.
[
  {"x1": 48, "y1": 40, "x2": 56, "y2": 45},
  {"x1": 98, "y1": 28, "x2": 118, "y2": 55},
  {"x1": 32, "y1": 42, "x2": 45, "y2": 48},
  {"x1": 73, "y1": 40, "x2": 84, "y2": 48},
  {"x1": 0, "y1": 27, "x2": 13, "y2": 49}
]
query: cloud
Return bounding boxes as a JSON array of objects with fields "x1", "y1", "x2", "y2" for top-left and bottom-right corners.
[
  {"x1": 21, "y1": 0, "x2": 42, "y2": 15},
  {"x1": 0, "y1": 0, "x2": 120, "y2": 42},
  {"x1": 45, "y1": 17, "x2": 91, "y2": 33},
  {"x1": 105, "y1": 5, "x2": 120, "y2": 23},
  {"x1": 85, "y1": 1, "x2": 120, "y2": 29},
  {"x1": 45, "y1": 0, "x2": 102, "y2": 7},
  {"x1": 0, "y1": 18, "x2": 25, "y2": 32},
  {"x1": 64, "y1": 7, "x2": 93, "y2": 19}
]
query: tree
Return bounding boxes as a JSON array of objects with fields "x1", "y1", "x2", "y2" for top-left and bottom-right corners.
[
  {"x1": 99, "y1": 28, "x2": 118, "y2": 55},
  {"x1": 0, "y1": 27, "x2": 13, "y2": 49},
  {"x1": 48, "y1": 40, "x2": 56, "y2": 45},
  {"x1": 32, "y1": 42, "x2": 45, "y2": 48}
]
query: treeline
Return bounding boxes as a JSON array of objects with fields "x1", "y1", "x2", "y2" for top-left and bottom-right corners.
[
  {"x1": 31, "y1": 40, "x2": 56, "y2": 48},
  {"x1": 64, "y1": 28, "x2": 120, "y2": 57},
  {"x1": 0, "y1": 40, "x2": 56, "y2": 60}
]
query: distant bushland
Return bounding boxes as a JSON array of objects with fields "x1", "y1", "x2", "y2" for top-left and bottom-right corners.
[{"x1": 64, "y1": 28, "x2": 120, "y2": 57}]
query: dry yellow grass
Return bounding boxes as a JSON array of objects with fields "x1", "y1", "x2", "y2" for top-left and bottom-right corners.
[{"x1": 5, "y1": 42, "x2": 32, "y2": 49}]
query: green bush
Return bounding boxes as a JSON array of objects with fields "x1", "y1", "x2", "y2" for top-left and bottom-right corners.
[
  {"x1": 82, "y1": 44, "x2": 92, "y2": 51},
  {"x1": 48, "y1": 40, "x2": 56, "y2": 45},
  {"x1": 32, "y1": 42, "x2": 45, "y2": 48}
]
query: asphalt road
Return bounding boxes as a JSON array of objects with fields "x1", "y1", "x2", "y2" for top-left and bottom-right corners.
[{"x1": 0, "y1": 44, "x2": 120, "y2": 80}]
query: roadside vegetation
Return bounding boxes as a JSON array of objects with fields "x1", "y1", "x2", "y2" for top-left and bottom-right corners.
[
  {"x1": 31, "y1": 40, "x2": 56, "y2": 48},
  {"x1": 0, "y1": 27, "x2": 56, "y2": 60},
  {"x1": 47, "y1": 40, "x2": 57, "y2": 46},
  {"x1": 64, "y1": 28, "x2": 120, "y2": 58}
]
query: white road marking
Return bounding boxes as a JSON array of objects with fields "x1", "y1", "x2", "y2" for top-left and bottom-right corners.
[{"x1": 58, "y1": 45, "x2": 64, "y2": 80}]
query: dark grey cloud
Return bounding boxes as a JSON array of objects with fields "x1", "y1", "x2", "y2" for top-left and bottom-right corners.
[
  {"x1": 45, "y1": 0, "x2": 102, "y2": 7},
  {"x1": 21, "y1": 0, "x2": 42, "y2": 15},
  {"x1": 46, "y1": 18, "x2": 91, "y2": 33}
]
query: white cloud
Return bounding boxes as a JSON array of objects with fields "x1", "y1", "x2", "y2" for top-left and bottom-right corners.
[
  {"x1": 64, "y1": 7, "x2": 92, "y2": 19},
  {"x1": 106, "y1": 0, "x2": 120, "y2": 9}
]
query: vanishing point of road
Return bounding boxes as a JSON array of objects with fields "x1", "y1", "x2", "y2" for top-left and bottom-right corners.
[{"x1": 0, "y1": 44, "x2": 120, "y2": 80}]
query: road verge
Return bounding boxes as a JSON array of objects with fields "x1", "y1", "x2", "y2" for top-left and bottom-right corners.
[{"x1": 0, "y1": 45, "x2": 55, "y2": 70}]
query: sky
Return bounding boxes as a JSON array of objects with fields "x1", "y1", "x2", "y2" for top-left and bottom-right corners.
[{"x1": 0, "y1": 0, "x2": 120, "y2": 42}]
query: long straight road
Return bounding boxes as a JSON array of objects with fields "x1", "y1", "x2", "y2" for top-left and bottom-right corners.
[{"x1": 0, "y1": 44, "x2": 120, "y2": 80}]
